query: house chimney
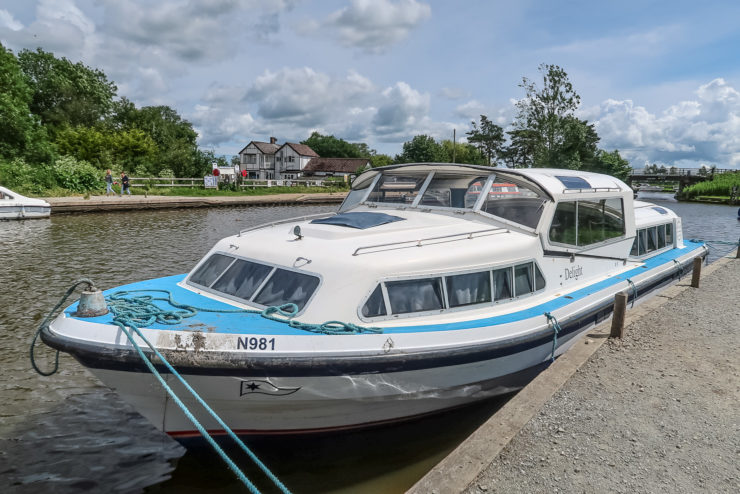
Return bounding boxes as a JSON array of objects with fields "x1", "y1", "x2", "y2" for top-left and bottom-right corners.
[{"x1": 270, "y1": 136, "x2": 277, "y2": 144}]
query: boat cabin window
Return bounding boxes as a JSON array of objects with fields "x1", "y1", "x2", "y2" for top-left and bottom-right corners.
[
  {"x1": 549, "y1": 198, "x2": 624, "y2": 247},
  {"x1": 212, "y1": 259, "x2": 273, "y2": 300},
  {"x1": 361, "y1": 285, "x2": 387, "y2": 318},
  {"x1": 339, "y1": 175, "x2": 375, "y2": 212},
  {"x1": 479, "y1": 178, "x2": 546, "y2": 229},
  {"x1": 361, "y1": 261, "x2": 546, "y2": 319},
  {"x1": 189, "y1": 254, "x2": 235, "y2": 287},
  {"x1": 253, "y1": 268, "x2": 320, "y2": 310},
  {"x1": 492, "y1": 267, "x2": 512, "y2": 300},
  {"x1": 386, "y1": 278, "x2": 445, "y2": 314},
  {"x1": 366, "y1": 174, "x2": 428, "y2": 205},
  {"x1": 446, "y1": 271, "x2": 492, "y2": 307},
  {"x1": 420, "y1": 173, "x2": 488, "y2": 208},
  {"x1": 188, "y1": 254, "x2": 320, "y2": 311},
  {"x1": 630, "y1": 222, "x2": 674, "y2": 257}
]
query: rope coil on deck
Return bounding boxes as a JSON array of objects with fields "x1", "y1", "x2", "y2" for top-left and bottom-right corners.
[
  {"x1": 543, "y1": 312, "x2": 562, "y2": 363},
  {"x1": 107, "y1": 289, "x2": 382, "y2": 335}
]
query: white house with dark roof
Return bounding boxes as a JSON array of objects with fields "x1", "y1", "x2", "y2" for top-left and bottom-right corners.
[
  {"x1": 275, "y1": 142, "x2": 319, "y2": 179},
  {"x1": 238, "y1": 137, "x2": 280, "y2": 179},
  {"x1": 238, "y1": 138, "x2": 320, "y2": 180}
]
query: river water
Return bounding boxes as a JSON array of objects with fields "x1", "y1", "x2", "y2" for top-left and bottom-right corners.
[{"x1": 1, "y1": 195, "x2": 738, "y2": 493}]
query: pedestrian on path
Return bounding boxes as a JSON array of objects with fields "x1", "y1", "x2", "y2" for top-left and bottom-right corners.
[
  {"x1": 105, "y1": 169, "x2": 114, "y2": 195},
  {"x1": 120, "y1": 171, "x2": 131, "y2": 196}
]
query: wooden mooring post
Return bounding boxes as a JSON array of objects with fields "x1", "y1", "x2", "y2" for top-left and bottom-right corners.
[
  {"x1": 610, "y1": 291, "x2": 628, "y2": 338},
  {"x1": 691, "y1": 256, "x2": 703, "y2": 288}
]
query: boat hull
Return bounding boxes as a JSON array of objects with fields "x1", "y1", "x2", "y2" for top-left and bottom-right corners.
[
  {"x1": 0, "y1": 205, "x2": 50, "y2": 219},
  {"x1": 43, "y1": 242, "x2": 703, "y2": 436}
]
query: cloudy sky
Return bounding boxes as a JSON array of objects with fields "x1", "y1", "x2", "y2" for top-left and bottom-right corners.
[{"x1": 2, "y1": 0, "x2": 740, "y2": 169}]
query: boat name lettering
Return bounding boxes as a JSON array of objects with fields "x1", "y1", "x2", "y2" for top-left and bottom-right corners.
[
  {"x1": 564, "y1": 265, "x2": 584, "y2": 281},
  {"x1": 237, "y1": 337, "x2": 276, "y2": 351}
]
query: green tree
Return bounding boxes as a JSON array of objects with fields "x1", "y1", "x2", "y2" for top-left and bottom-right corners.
[
  {"x1": 17, "y1": 48, "x2": 117, "y2": 135},
  {"x1": 109, "y1": 103, "x2": 199, "y2": 176},
  {"x1": 0, "y1": 43, "x2": 53, "y2": 163},
  {"x1": 301, "y1": 132, "x2": 372, "y2": 158},
  {"x1": 395, "y1": 135, "x2": 445, "y2": 163},
  {"x1": 370, "y1": 154, "x2": 394, "y2": 168},
  {"x1": 466, "y1": 115, "x2": 504, "y2": 165},
  {"x1": 439, "y1": 140, "x2": 487, "y2": 165},
  {"x1": 509, "y1": 64, "x2": 582, "y2": 168},
  {"x1": 587, "y1": 149, "x2": 632, "y2": 181}
]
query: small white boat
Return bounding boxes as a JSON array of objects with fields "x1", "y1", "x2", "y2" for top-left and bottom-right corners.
[
  {"x1": 43, "y1": 164, "x2": 706, "y2": 437},
  {"x1": 0, "y1": 186, "x2": 51, "y2": 219}
]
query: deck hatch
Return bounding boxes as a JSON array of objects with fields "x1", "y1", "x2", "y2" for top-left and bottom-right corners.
[
  {"x1": 556, "y1": 176, "x2": 591, "y2": 189},
  {"x1": 310, "y1": 211, "x2": 405, "y2": 229}
]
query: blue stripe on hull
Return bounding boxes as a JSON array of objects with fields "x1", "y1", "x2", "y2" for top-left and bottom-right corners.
[
  {"x1": 64, "y1": 241, "x2": 705, "y2": 336},
  {"x1": 45, "y1": 253, "x2": 695, "y2": 378}
]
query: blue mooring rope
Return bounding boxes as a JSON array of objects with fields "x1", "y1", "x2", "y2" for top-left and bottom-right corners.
[
  {"x1": 543, "y1": 312, "x2": 562, "y2": 362},
  {"x1": 111, "y1": 316, "x2": 290, "y2": 494},
  {"x1": 625, "y1": 278, "x2": 637, "y2": 308}
]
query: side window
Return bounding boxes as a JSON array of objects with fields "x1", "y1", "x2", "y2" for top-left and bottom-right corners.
[
  {"x1": 550, "y1": 201, "x2": 577, "y2": 245},
  {"x1": 253, "y1": 269, "x2": 320, "y2": 311},
  {"x1": 386, "y1": 278, "x2": 444, "y2": 314},
  {"x1": 657, "y1": 224, "x2": 666, "y2": 249},
  {"x1": 446, "y1": 271, "x2": 492, "y2": 307},
  {"x1": 550, "y1": 198, "x2": 624, "y2": 247},
  {"x1": 665, "y1": 223, "x2": 673, "y2": 244},
  {"x1": 493, "y1": 267, "x2": 513, "y2": 301},
  {"x1": 630, "y1": 236, "x2": 639, "y2": 256},
  {"x1": 534, "y1": 264, "x2": 546, "y2": 291},
  {"x1": 638, "y1": 230, "x2": 647, "y2": 255},
  {"x1": 189, "y1": 254, "x2": 234, "y2": 287},
  {"x1": 514, "y1": 263, "x2": 533, "y2": 296},
  {"x1": 576, "y1": 198, "x2": 624, "y2": 246},
  {"x1": 362, "y1": 285, "x2": 387, "y2": 318},
  {"x1": 647, "y1": 226, "x2": 657, "y2": 252}
]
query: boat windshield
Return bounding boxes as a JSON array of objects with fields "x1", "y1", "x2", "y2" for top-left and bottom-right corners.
[{"x1": 359, "y1": 168, "x2": 548, "y2": 229}]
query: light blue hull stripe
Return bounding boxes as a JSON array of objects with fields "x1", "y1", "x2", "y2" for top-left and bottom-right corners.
[{"x1": 66, "y1": 241, "x2": 705, "y2": 336}]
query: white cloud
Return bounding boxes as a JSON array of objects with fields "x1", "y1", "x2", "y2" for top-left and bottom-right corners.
[
  {"x1": 0, "y1": 9, "x2": 23, "y2": 31},
  {"x1": 593, "y1": 78, "x2": 740, "y2": 169},
  {"x1": 306, "y1": 0, "x2": 431, "y2": 53}
]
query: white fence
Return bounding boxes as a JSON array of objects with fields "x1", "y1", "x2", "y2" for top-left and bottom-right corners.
[{"x1": 129, "y1": 177, "x2": 339, "y2": 188}]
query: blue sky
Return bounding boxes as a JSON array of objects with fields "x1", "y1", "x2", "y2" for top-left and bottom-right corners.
[{"x1": 2, "y1": 0, "x2": 740, "y2": 169}]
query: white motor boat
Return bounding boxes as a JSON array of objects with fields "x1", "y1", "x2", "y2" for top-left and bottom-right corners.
[
  {"x1": 0, "y1": 186, "x2": 51, "y2": 219},
  {"x1": 42, "y1": 164, "x2": 706, "y2": 437}
]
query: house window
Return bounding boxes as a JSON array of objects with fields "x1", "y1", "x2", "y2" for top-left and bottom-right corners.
[{"x1": 244, "y1": 154, "x2": 257, "y2": 164}]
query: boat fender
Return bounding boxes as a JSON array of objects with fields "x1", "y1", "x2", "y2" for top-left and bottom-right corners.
[{"x1": 73, "y1": 287, "x2": 109, "y2": 317}]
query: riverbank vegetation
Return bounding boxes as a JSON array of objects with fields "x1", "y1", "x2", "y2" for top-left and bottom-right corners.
[
  {"x1": 1, "y1": 43, "x2": 634, "y2": 197},
  {"x1": 681, "y1": 172, "x2": 740, "y2": 201}
]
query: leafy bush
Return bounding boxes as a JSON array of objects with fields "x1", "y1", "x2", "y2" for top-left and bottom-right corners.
[
  {"x1": 51, "y1": 155, "x2": 102, "y2": 192},
  {"x1": 682, "y1": 172, "x2": 740, "y2": 198},
  {"x1": 0, "y1": 158, "x2": 57, "y2": 193}
]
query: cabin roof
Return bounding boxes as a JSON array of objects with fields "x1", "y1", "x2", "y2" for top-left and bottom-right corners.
[{"x1": 352, "y1": 163, "x2": 630, "y2": 200}]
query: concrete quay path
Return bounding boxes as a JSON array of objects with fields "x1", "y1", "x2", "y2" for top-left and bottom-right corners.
[
  {"x1": 44, "y1": 191, "x2": 346, "y2": 214},
  {"x1": 409, "y1": 252, "x2": 739, "y2": 494}
]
